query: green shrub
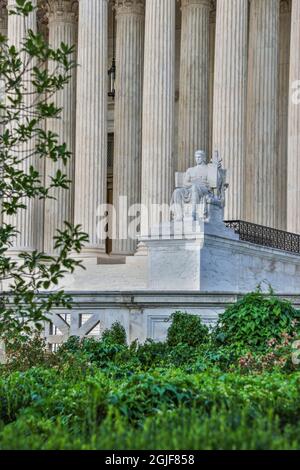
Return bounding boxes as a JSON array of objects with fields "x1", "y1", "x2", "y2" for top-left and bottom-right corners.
[
  {"x1": 0, "y1": 369, "x2": 300, "y2": 449},
  {"x1": 56, "y1": 336, "x2": 82, "y2": 355},
  {"x1": 102, "y1": 322, "x2": 127, "y2": 345},
  {"x1": 214, "y1": 291, "x2": 300, "y2": 350},
  {"x1": 167, "y1": 312, "x2": 209, "y2": 348},
  {"x1": 1, "y1": 291, "x2": 300, "y2": 450},
  {"x1": 134, "y1": 340, "x2": 168, "y2": 369},
  {"x1": 56, "y1": 336, "x2": 126, "y2": 369},
  {"x1": 0, "y1": 368, "x2": 59, "y2": 423},
  {"x1": 3, "y1": 405, "x2": 300, "y2": 450},
  {"x1": 2, "y1": 334, "x2": 58, "y2": 373}
]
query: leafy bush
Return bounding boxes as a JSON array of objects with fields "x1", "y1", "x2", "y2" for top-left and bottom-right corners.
[
  {"x1": 55, "y1": 322, "x2": 127, "y2": 367},
  {"x1": 167, "y1": 312, "x2": 209, "y2": 347},
  {"x1": 0, "y1": 368, "x2": 300, "y2": 449},
  {"x1": 237, "y1": 331, "x2": 300, "y2": 372},
  {"x1": 56, "y1": 337, "x2": 126, "y2": 370},
  {"x1": 4, "y1": 334, "x2": 56, "y2": 372},
  {"x1": 132, "y1": 340, "x2": 168, "y2": 369},
  {"x1": 214, "y1": 291, "x2": 300, "y2": 350},
  {"x1": 102, "y1": 322, "x2": 127, "y2": 346},
  {"x1": 0, "y1": 291, "x2": 300, "y2": 450}
]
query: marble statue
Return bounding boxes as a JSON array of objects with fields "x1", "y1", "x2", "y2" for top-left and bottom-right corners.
[{"x1": 171, "y1": 150, "x2": 228, "y2": 221}]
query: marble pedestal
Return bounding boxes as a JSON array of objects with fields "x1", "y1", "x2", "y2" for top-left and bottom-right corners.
[{"x1": 141, "y1": 206, "x2": 300, "y2": 293}]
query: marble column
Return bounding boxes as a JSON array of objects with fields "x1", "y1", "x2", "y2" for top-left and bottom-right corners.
[
  {"x1": 246, "y1": 0, "x2": 280, "y2": 228},
  {"x1": 5, "y1": 0, "x2": 38, "y2": 252},
  {"x1": 141, "y1": 0, "x2": 175, "y2": 233},
  {"x1": 112, "y1": 0, "x2": 144, "y2": 256},
  {"x1": 44, "y1": 0, "x2": 77, "y2": 254},
  {"x1": 178, "y1": 0, "x2": 210, "y2": 171},
  {"x1": 277, "y1": 0, "x2": 290, "y2": 231},
  {"x1": 208, "y1": 5, "x2": 215, "y2": 159},
  {"x1": 0, "y1": 1, "x2": 7, "y2": 227},
  {"x1": 287, "y1": 0, "x2": 300, "y2": 233},
  {"x1": 212, "y1": 0, "x2": 248, "y2": 221},
  {"x1": 0, "y1": 1, "x2": 7, "y2": 153},
  {"x1": 74, "y1": 0, "x2": 108, "y2": 257}
]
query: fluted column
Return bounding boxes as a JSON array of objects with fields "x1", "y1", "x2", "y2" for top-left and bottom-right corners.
[
  {"x1": 0, "y1": 1, "x2": 7, "y2": 228},
  {"x1": 44, "y1": 0, "x2": 77, "y2": 254},
  {"x1": 74, "y1": 0, "x2": 108, "y2": 256},
  {"x1": 277, "y1": 0, "x2": 290, "y2": 231},
  {"x1": 287, "y1": 0, "x2": 300, "y2": 233},
  {"x1": 0, "y1": 0, "x2": 7, "y2": 155},
  {"x1": 208, "y1": 5, "x2": 216, "y2": 159},
  {"x1": 5, "y1": 0, "x2": 38, "y2": 252},
  {"x1": 246, "y1": 0, "x2": 280, "y2": 228},
  {"x1": 141, "y1": 0, "x2": 175, "y2": 233},
  {"x1": 178, "y1": 0, "x2": 210, "y2": 171},
  {"x1": 212, "y1": 0, "x2": 248, "y2": 221},
  {"x1": 112, "y1": 0, "x2": 144, "y2": 255}
]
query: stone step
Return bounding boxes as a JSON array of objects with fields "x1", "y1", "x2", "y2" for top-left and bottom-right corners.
[{"x1": 97, "y1": 255, "x2": 126, "y2": 265}]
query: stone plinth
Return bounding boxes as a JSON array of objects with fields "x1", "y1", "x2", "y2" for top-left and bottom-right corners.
[{"x1": 141, "y1": 211, "x2": 300, "y2": 294}]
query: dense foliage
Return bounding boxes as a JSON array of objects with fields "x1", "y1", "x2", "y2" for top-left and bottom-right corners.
[
  {"x1": 0, "y1": 292, "x2": 300, "y2": 450},
  {"x1": 167, "y1": 311, "x2": 209, "y2": 347},
  {"x1": 214, "y1": 290, "x2": 300, "y2": 350}
]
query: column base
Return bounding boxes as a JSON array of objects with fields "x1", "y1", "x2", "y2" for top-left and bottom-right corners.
[
  {"x1": 71, "y1": 246, "x2": 106, "y2": 264},
  {"x1": 97, "y1": 254, "x2": 126, "y2": 265},
  {"x1": 5, "y1": 248, "x2": 35, "y2": 259},
  {"x1": 135, "y1": 242, "x2": 148, "y2": 256}
]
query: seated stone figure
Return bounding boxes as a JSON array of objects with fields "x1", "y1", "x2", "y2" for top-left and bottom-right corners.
[{"x1": 171, "y1": 149, "x2": 227, "y2": 222}]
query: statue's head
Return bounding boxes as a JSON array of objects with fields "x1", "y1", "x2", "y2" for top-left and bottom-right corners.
[{"x1": 195, "y1": 150, "x2": 207, "y2": 166}]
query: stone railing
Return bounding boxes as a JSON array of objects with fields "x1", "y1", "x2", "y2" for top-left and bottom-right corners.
[
  {"x1": 225, "y1": 220, "x2": 300, "y2": 255},
  {"x1": 44, "y1": 311, "x2": 101, "y2": 351}
]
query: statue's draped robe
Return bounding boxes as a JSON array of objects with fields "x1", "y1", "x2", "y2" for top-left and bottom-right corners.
[{"x1": 171, "y1": 166, "x2": 214, "y2": 220}]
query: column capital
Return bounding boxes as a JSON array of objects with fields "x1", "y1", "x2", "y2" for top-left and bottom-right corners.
[
  {"x1": 0, "y1": 0, "x2": 7, "y2": 28},
  {"x1": 46, "y1": 0, "x2": 78, "y2": 23},
  {"x1": 114, "y1": 0, "x2": 145, "y2": 17},
  {"x1": 280, "y1": 0, "x2": 291, "y2": 14},
  {"x1": 0, "y1": 0, "x2": 7, "y2": 11},
  {"x1": 181, "y1": 0, "x2": 212, "y2": 9},
  {"x1": 210, "y1": 0, "x2": 216, "y2": 22}
]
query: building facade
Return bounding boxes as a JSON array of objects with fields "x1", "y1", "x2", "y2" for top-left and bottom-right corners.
[{"x1": 0, "y1": 0, "x2": 299, "y2": 258}]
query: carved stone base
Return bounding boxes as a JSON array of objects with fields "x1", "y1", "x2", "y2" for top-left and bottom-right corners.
[{"x1": 141, "y1": 215, "x2": 300, "y2": 293}]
